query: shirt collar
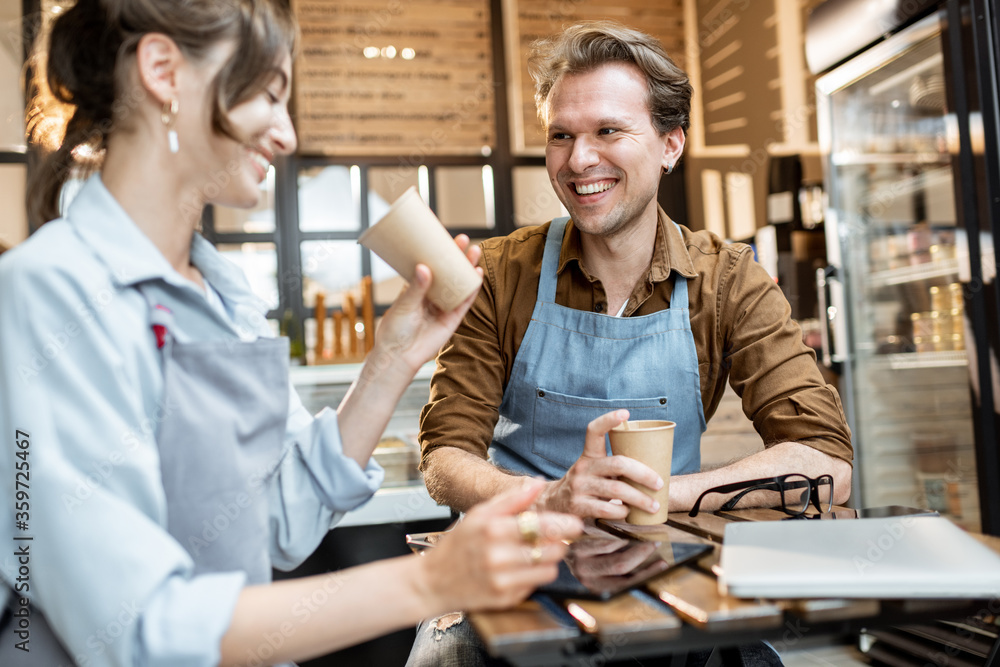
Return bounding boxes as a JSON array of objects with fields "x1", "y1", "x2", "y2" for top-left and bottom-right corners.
[
  {"x1": 68, "y1": 174, "x2": 270, "y2": 316},
  {"x1": 68, "y1": 175, "x2": 178, "y2": 288},
  {"x1": 557, "y1": 204, "x2": 697, "y2": 282},
  {"x1": 190, "y1": 234, "x2": 272, "y2": 316}
]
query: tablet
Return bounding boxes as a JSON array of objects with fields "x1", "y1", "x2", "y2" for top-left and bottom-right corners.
[{"x1": 536, "y1": 535, "x2": 712, "y2": 600}]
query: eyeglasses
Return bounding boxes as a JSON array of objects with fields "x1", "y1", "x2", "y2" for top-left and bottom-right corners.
[{"x1": 688, "y1": 473, "x2": 834, "y2": 518}]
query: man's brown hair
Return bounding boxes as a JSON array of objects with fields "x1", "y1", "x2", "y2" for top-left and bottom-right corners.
[{"x1": 528, "y1": 20, "x2": 692, "y2": 135}]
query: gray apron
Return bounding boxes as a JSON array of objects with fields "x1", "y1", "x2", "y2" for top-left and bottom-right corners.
[{"x1": 1, "y1": 284, "x2": 290, "y2": 664}]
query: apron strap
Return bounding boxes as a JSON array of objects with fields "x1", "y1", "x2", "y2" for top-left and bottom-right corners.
[
  {"x1": 538, "y1": 216, "x2": 570, "y2": 304},
  {"x1": 668, "y1": 222, "x2": 689, "y2": 310}
]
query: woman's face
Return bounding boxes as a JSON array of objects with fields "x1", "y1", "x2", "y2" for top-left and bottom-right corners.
[{"x1": 187, "y1": 47, "x2": 297, "y2": 210}]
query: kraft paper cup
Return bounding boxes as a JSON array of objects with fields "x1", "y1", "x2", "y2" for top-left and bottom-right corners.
[
  {"x1": 359, "y1": 186, "x2": 483, "y2": 311},
  {"x1": 608, "y1": 420, "x2": 675, "y2": 525}
]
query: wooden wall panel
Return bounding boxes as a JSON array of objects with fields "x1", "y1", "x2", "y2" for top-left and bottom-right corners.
[{"x1": 293, "y1": 0, "x2": 495, "y2": 156}]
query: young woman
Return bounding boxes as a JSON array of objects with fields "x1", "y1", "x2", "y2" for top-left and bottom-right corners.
[{"x1": 0, "y1": 1, "x2": 581, "y2": 665}]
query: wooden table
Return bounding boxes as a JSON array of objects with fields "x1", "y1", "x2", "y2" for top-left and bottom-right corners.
[{"x1": 409, "y1": 508, "x2": 1000, "y2": 666}]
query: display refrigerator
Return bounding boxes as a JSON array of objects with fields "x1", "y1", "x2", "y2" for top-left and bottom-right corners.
[{"x1": 807, "y1": 0, "x2": 1000, "y2": 533}]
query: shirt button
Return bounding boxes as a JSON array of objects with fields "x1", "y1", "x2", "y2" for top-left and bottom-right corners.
[{"x1": 594, "y1": 303, "x2": 605, "y2": 313}]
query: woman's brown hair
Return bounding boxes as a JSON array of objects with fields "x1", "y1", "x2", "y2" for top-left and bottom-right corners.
[{"x1": 26, "y1": 0, "x2": 297, "y2": 227}]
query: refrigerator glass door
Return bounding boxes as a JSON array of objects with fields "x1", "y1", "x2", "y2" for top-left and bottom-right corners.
[{"x1": 819, "y1": 15, "x2": 980, "y2": 530}]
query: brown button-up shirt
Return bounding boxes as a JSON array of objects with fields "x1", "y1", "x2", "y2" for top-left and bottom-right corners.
[{"x1": 420, "y1": 206, "x2": 853, "y2": 469}]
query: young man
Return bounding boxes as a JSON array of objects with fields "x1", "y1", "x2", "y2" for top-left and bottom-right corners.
[
  {"x1": 421, "y1": 21, "x2": 851, "y2": 524},
  {"x1": 407, "y1": 21, "x2": 853, "y2": 667}
]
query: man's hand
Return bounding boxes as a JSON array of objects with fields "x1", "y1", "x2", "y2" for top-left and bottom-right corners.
[{"x1": 537, "y1": 410, "x2": 664, "y2": 519}]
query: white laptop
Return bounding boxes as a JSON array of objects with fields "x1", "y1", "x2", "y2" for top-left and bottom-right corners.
[{"x1": 719, "y1": 515, "x2": 1000, "y2": 599}]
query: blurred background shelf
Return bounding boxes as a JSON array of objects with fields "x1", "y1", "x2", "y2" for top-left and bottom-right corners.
[
  {"x1": 291, "y1": 362, "x2": 444, "y2": 525},
  {"x1": 871, "y1": 351, "x2": 969, "y2": 370},
  {"x1": 869, "y1": 258, "x2": 960, "y2": 288}
]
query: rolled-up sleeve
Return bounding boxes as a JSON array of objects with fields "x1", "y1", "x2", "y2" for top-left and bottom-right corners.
[
  {"x1": 419, "y1": 247, "x2": 507, "y2": 469},
  {"x1": 267, "y1": 395, "x2": 383, "y2": 571},
  {"x1": 718, "y1": 246, "x2": 853, "y2": 464}
]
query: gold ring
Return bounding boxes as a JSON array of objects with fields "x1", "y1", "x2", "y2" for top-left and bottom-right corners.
[
  {"x1": 516, "y1": 510, "x2": 541, "y2": 544},
  {"x1": 529, "y1": 546, "x2": 543, "y2": 564}
]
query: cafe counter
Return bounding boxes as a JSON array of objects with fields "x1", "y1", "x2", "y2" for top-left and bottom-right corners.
[{"x1": 290, "y1": 363, "x2": 451, "y2": 527}]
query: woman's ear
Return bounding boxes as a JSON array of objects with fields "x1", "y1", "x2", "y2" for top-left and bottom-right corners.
[{"x1": 135, "y1": 33, "x2": 183, "y2": 105}]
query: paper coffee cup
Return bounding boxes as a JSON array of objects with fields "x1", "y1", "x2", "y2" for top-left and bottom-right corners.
[
  {"x1": 608, "y1": 420, "x2": 675, "y2": 525},
  {"x1": 359, "y1": 186, "x2": 483, "y2": 311}
]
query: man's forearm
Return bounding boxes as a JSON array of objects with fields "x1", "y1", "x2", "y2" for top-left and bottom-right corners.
[
  {"x1": 670, "y1": 441, "x2": 853, "y2": 513},
  {"x1": 423, "y1": 447, "x2": 534, "y2": 513}
]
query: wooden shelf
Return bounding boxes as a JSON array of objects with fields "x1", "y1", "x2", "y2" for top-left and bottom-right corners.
[
  {"x1": 868, "y1": 258, "x2": 960, "y2": 287},
  {"x1": 832, "y1": 151, "x2": 951, "y2": 166}
]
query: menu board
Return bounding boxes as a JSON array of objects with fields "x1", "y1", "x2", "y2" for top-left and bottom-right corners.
[
  {"x1": 293, "y1": 0, "x2": 495, "y2": 155},
  {"x1": 504, "y1": 0, "x2": 685, "y2": 154}
]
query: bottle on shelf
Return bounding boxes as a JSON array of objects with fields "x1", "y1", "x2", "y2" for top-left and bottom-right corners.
[{"x1": 280, "y1": 308, "x2": 306, "y2": 365}]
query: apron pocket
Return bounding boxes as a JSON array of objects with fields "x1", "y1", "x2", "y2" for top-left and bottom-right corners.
[{"x1": 531, "y1": 388, "x2": 670, "y2": 472}]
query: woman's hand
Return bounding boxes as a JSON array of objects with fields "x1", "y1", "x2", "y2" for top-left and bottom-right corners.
[
  {"x1": 416, "y1": 479, "x2": 583, "y2": 614},
  {"x1": 369, "y1": 234, "x2": 483, "y2": 374},
  {"x1": 336, "y1": 236, "x2": 480, "y2": 467}
]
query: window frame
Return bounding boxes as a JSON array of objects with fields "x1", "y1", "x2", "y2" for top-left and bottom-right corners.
[{"x1": 203, "y1": 0, "x2": 549, "y2": 347}]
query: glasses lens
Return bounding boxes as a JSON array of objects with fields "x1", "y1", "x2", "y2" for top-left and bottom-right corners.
[
  {"x1": 815, "y1": 475, "x2": 834, "y2": 511},
  {"x1": 780, "y1": 474, "x2": 811, "y2": 514}
]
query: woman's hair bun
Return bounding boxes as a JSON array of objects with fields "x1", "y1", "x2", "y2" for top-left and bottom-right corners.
[
  {"x1": 45, "y1": 0, "x2": 120, "y2": 124},
  {"x1": 27, "y1": 0, "x2": 297, "y2": 227}
]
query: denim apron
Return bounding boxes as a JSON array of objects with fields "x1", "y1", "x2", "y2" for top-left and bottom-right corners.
[
  {"x1": 1, "y1": 283, "x2": 290, "y2": 665},
  {"x1": 489, "y1": 216, "x2": 706, "y2": 480}
]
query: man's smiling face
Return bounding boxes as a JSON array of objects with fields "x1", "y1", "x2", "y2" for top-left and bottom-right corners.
[{"x1": 544, "y1": 62, "x2": 680, "y2": 239}]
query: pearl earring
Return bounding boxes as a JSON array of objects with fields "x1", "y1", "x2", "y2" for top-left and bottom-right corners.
[{"x1": 161, "y1": 99, "x2": 179, "y2": 154}]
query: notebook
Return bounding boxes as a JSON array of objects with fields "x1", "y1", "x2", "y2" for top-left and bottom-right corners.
[{"x1": 719, "y1": 515, "x2": 1000, "y2": 599}]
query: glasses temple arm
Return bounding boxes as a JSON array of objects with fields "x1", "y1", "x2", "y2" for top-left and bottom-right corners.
[
  {"x1": 719, "y1": 482, "x2": 782, "y2": 511},
  {"x1": 688, "y1": 481, "x2": 783, "y2": 516}
]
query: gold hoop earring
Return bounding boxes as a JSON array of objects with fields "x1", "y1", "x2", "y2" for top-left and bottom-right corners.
[{"x1": 161, "y1": 99, "x2": 179, "y2": 154}]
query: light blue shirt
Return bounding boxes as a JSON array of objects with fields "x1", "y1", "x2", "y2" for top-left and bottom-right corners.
[{"x1": 0, "y1": 175, "x2": 384, "y2": 666}]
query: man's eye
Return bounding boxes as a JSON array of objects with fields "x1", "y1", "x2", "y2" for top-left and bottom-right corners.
[
  {"x1": 598, "y1": 128, "x2": 618, "y2": 136},
  {"x1": 549, "y1": 133, "x2": 570, "y2": 141}
]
